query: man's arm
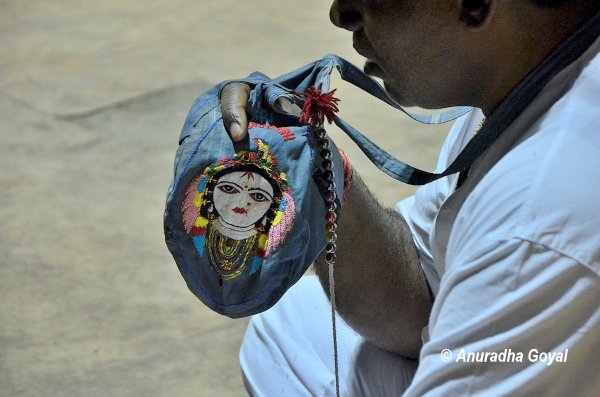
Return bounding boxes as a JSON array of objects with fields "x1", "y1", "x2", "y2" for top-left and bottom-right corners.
[{"x1": 314, "y1": 174, "x2": 432, "y2": 359}]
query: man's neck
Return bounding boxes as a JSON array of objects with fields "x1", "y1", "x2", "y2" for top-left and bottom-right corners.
[{"x1": 481, "y1": 5, "x2": 599, "y2": 115}]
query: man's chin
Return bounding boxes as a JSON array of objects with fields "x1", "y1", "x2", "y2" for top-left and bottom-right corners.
[
  {"x1": 363, "y1": 64, "x2": 417, "y2": 107},
  {"x1": 364, "y1": 60, "x2": 386, "y2": 79},
  {"x1": 383, "y1": 81, "x2": 413, "y2": 107}
]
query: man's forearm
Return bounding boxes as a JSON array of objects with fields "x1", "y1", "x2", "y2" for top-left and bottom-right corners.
[{"x1": 314, "y1": 174, "x2": 432, "y2": 358}]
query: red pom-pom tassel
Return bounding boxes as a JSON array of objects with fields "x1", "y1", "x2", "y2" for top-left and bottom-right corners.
[{"x1": 293, "y1": 86, "x2": 340, "y2": 127}]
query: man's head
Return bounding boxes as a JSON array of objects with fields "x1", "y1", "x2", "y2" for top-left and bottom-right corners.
[{"x1": 330, "y1": 0, "x2": 599, "y2": 115}]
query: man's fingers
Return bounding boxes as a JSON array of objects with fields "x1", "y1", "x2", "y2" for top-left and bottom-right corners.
[
  {"x1": 221, "y1": 84, "x2": 302, "y2": 142},
  {"x1": 274, "y1": 97, "x2": 302, "y2": 117},
  {"x1": 221, "y1": 83, "x2": 251, "y2": 142}
]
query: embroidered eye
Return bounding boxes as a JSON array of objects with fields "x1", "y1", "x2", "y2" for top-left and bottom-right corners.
[
  {"x1": 217, "y1": 184, "x2": 240, "y2": 194},
  {"x1": 249, "y1": 192, "x2": 270, "y2": 203}
]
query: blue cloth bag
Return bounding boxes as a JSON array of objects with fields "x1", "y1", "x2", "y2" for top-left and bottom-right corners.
[{"x1": 164, "y1": 54, "x2": 469, "y2": 318}]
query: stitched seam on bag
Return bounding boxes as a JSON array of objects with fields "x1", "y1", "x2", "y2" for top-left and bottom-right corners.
[
  {"x1": 184, "y1": 94, "x2": 218, "y2": 131},
  {"x1": 175, "y1": 113, "x2": 221, "y2": 189}
]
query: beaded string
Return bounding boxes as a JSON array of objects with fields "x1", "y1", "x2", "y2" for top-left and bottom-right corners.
[
  {"x1": 314, "y1": 126, "x2": 341, "y2": 397},
  {"x1": 296, "y1": 86, "x2": 343, "y2": 397}
]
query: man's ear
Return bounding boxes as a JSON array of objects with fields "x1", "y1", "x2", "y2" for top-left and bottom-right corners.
[{"x1": 458, "y1": 0, "x2": 496, "y2": 29}]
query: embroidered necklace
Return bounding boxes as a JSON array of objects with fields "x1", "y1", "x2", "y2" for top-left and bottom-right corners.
[{"x1": 206, "y1": 223, "x2": 257, "y2": 283}]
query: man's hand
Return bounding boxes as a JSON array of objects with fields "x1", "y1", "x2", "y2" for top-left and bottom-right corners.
[
  {"x1": 221, "y1": 83, "x2": 251, "y2": 142},
  {"x1": 221, "y1": 82, "x2": 302, "y2": 142}
]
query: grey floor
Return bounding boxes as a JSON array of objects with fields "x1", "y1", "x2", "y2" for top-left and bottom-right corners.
[{"x1": 1, "y1": 1, "x2": 450, "y2": 396}]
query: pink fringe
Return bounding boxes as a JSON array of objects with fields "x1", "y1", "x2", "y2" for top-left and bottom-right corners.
[
  {"x1": 182, "y1": 175, "x2": 205, "y2": 233},
  {"x1": 266, "y1": 191, "x2": 296, "y2": 257}
]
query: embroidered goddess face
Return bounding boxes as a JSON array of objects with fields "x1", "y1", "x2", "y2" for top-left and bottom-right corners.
[
  {"x1": 212, "y1": 171, "x2": 274, "y2": 239},
  {"x1": 182, "y1": 138, "x2": 297, "y2": 281}
]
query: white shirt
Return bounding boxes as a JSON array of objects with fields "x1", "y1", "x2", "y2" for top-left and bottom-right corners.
[{"x1": 396, "y1": 48, "x2": 600, "y2": 395}]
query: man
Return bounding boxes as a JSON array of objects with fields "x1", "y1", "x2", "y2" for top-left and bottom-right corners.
[{"x1": 221, "y1": 1, "x2": 600, "y2": 395}]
